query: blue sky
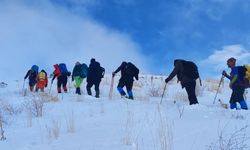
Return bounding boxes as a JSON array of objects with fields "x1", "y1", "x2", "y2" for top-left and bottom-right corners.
[{"x1": 1, "y1": 0, "x2": 250, "y2": 80}]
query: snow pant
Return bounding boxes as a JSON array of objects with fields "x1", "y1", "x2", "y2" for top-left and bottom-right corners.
[
  {"x1": 57, "y1": 75, "x2": 68, "y2": 93},
  {"x1": 230, "y1": 86, "x2": 248, "y2": 110},
  {"x1": 86, "y1": 81, "x2": 100, "y2": 98},
  {"x1": 117, "y1": 79, "x2": 134, "y2": 99},
  {"x1": 35, "y1": 80, "x2": 47, "y2": 92},
  {"x1": 183, "y1": 81, "x2": 198, "y2": 105},
  {"x1": 29, "y1": 78, "x2": 37, "y2": 92},
  {"x1": 74, "y1": 76, "x2": 83, "y2": 95}
]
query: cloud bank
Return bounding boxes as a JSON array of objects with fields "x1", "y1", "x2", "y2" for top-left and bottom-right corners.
[
  {"x1": 0, "y1": 0, "x2": 149, "y2": 81},
  {"x1": 201, "y1": 44, "x2": 250, "y2": 78}
]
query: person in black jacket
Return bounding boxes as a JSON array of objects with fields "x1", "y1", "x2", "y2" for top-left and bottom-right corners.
[
  {"x1": 165, "y1": 59, "x2": 199, "y2": 105},
  {"x1": 112, "y1": 62, "x2": 139, "y2": 100},
  {"x1": 86, "y1": 58, "x2": 105, "y2": 98}
]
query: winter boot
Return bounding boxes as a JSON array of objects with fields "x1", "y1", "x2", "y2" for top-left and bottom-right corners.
[
  {"x1": 87, "y1": 90, "x2": 92, "y2": 96},
  {"x1": 128, "y1": 95, "x2": 134, "y2": 100},
  {"x1": 57, "y1": 87, "x2": 62, "y2": 93},
  {"x1": 95, "y1": 90, "x2": 100, "y2": 98},
  {"x1": 76, "y1": 87, "x2": 81, "y2": 95}
]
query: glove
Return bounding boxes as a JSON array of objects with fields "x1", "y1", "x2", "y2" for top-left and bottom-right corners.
[
  {"x1": 72, "y1": 78, "x2": 74, "y2": 82},
  {"x1": 222, "y1": 70, "x2": 226, "y2": 76},
  {"x1": 45, "y1": 84, "x2": 47, "y2": 87},
  {"x1": 112, "y1": 72, "x2": 116, "y2": 77},
  {"x1": 165, "y1": 78, "x2": 169, "y2": 83}
]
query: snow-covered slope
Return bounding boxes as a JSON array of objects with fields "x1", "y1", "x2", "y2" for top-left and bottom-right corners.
[{"x1": 0, "y1": 75, "x2": 250, "y2": 150}]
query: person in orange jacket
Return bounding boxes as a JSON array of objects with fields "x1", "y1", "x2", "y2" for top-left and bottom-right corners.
[{"x1": 35, "y1": 70, "x2": 48, "y2": 92}]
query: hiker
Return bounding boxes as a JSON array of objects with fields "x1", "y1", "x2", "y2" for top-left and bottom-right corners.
[
  {"x1": 112, "y1": 62, "x2": 139, "y2": 100},
  {"x1": 165, "y1": 59, "x2": 200, "y2": 105},
  {"x1": 222, "y1": 57, "x2": 248, "y2": 110},
  {"x1": 86, "y1": 58, "x2": 105, "y2": 98},
  {"x1": 35, "y1": 69, "x2": 48, "y2": 92},
  {"x1": 24, "y1": 65, "x2": 39, "y2": 91},
  {"x1": 52, "y1": 63, "x2": 71, "y2": 93},
  {"x1": 72, "y1": 62, "x2": 88, "y2": 95}
]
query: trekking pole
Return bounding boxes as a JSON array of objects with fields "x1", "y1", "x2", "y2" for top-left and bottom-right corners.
[
  {"x1": 109, "y1": 75, "x2": 115, "y2": 100},
  {"x1": 68, "y1": 76, "x2": 71, "y2": 93},
  {"x1": 49, "y1": 80, "x2": 53, "y2": 93},
  {"x1": 213, "y1": 75, "x2": 224, "y2": 104},
  {"x1": 160, "y1": 83, "x2": 167, "y2": 104},
  {"x1": 22, "y1": 79, "x2": 26, "y2": 91},
  {"x1": 22, "y1": 79, "x2": 26, "y2": 96}
]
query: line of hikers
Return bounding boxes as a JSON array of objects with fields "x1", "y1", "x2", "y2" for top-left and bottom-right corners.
[
  {"x1": 24, "y1": 57, "x2": 250, "y2": 110},
  {"x1": 24, "y1": 58, "x2": 139, "y2": 99}
]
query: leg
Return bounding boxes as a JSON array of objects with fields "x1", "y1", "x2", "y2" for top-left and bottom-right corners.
[
  {"x1": 239, "y1": 100, "x2": 248, "y2": 110},
  {"x1": 125, "y1": 81, "x2": 134, "y2": 100},
  {"x1": 62, "y1": 75, "x2": 68, "y2": 92},
  {"x1": 75, "y1": 76, "x2": 83, "y2": 95},
  {"x1": 57, "y1": 77, "x2": 62, "y2": 93},
  {"x1": 94, "y1": 82, "x2": 101, "y2": 98},
  {"x1": 29, "y1": 81, "x2": 35, "y2": 92},
  {"x1": 184, "y1": 81, "x2": 198, "y2": 105},
  {"x1": 117, "y1": 80, "x2": 126, "y2": 97},
  {"x1": 86, "y1": 82, "x2": 94, "y2": 96},
  {"x1": 230, "y1": 86, "x2": 245, "y2": 109},
  {"x1": 230, "y1": 102, "x2": 237, "y2": 109}
]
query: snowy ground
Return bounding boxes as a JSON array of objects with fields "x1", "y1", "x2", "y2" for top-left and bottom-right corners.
[{"x1": 0, "y1": 74, "x2": 250, "y2": 150}]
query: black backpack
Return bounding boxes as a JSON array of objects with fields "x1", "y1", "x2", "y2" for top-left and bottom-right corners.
[
  {"x1": 182, "y1": 61, "x2": 199, "y2": 80},
  {"x1": 237, "y1": 66, "x2": 250, "y2": 88},
  {"x1": 126, "y1": 62, "x2": 139, "y2": 80}
]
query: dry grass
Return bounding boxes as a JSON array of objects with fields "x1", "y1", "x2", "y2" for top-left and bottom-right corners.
[
  {"x1": 46, "y1": 118, "x2": 61, "y2": 140},
  {"x1": 65, "y1": 111, "x2": 75, "y2": 133}
]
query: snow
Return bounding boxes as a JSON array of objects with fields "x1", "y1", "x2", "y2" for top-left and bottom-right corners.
[{"x1": 0, "y1": 75, "x2": 250, "y2": 150}]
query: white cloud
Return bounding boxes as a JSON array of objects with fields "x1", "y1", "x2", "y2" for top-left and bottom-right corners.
[
  {"x1": 0, "y1": 1, "x2": 149, "y2": 81},
  {"x1": 201, "y1": 44, "x2": 250, "y2": 76}
]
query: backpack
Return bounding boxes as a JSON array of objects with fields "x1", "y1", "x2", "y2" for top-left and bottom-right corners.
[
  {"x1": 182, "y1": 61, "x2": 199, "y2": 80},
  {"x1": 99, "y1": 67, "x2": 105, "y2": 78},
  {"x1": 81, "y1": 63, "x2": 88, "y2": 78},
  {"x1": 126, "y1": 62, "x2": 139, "y2": 79},
  {"x1": 38, "y1": 72, "x2": 46, "y2": 80},
  {"x1": 31, "y1": 65, "x2": 39, "y2": 74},
  {"x1": 238, "y1": 65, "x2": 250, "y2": 88},
  {"x1": 59, "y1": 63, "x2": 68, "y2": 75},
  {"x1": 244, "y1": 64, "x2": 250, "y2": 85}
]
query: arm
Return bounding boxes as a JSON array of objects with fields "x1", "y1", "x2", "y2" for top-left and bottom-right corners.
[
  {"x1": 230, "y1": 75, "x2": 238, "y2": 87},
  {"x1": 165, "y1": 62, "x2": 182, "y2": 83},
  {"x1": 24, "y1": 70, "x2": 30, "y2": 79},
  {"x1": 113, "y1": 66, "x2": 122, "y2": 74},
  {"x1": 52, "y1": 74, "x2": 56, "y2": 81},
  {"x1": 165, "y1": 67, "x2": 178, "y2": 82}
]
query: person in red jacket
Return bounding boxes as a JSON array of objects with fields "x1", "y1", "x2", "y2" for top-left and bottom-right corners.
[
  {"x1": 52, "y1": 64, "x2": 70, "y2": 93},
  {"x1": 35, "y1": 70, "x2": 48, "y2": 92}
]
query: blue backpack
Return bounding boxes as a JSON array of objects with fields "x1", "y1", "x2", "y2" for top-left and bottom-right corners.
[
  {"x1": 31, "y1": 65, "x2": 39, "y2": 74},
  {"x1": 81, "y1": 63, "x2": 88, "y2": 78},
  {"x1": 59, "y1": 63, "x2": 68, "y2": 75}
]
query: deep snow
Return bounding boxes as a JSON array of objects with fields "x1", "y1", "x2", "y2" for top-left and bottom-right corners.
[{"x1": 0, "y1": 74, "x2": 250, "y2": 150}]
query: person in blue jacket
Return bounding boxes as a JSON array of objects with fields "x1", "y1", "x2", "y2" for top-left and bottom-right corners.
[
  {"x1": 222, "y1": 57, "x2": 248, "y2": 110},
  {"x1": 24, "y1": 65, "x2": 39, "y2": 91}
]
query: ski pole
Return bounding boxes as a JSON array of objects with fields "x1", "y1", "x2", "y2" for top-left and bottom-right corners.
[
  {"x1": 213, "y1": 75, "x2": 224, "y2": 104},
  {"x1": 160, "y1": 83, "x2": 167, "y2": 104}
]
